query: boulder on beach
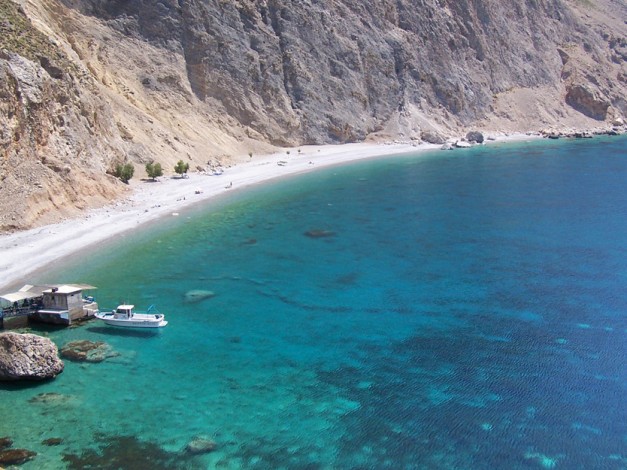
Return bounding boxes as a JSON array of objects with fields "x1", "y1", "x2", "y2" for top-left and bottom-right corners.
[
  {"x1": 60, "y1": 340, "x2": 118, "y2": 363},
  {"x1": 185, "y1": 436, "x2": 217, "y2": 454},
  {"x1": 0, "y1": 333, "x2": 64, "y2": 381},
  {"x1": 421, "y1": 129, "x2": 447, "y2": 144},
  {"x1": 184, "y1": 290, "x2": 216, "y2": 303},
  {"x1": 466, "y1": 131, "x2": 484, "y2": 143}
]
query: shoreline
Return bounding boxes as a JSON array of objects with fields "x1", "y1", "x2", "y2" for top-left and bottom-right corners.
[{"x1": 0, "y1": 132, "x2": 550, "y2": 292}]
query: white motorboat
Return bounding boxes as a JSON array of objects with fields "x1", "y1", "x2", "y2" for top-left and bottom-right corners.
[{"x1": 95, "y1": 304, "x2": 168, "y2": 328}]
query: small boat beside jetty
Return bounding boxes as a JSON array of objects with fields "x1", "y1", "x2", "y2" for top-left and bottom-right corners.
[
  {"x1": 1, "y1": 283, "x2": 169, "y2": 330},
  {"x1": 95, "y1": 304, "x2": 168, "y2": 328}
]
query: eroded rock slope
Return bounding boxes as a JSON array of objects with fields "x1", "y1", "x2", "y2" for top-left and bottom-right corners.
[{"x1": 1, "y1": 0, "x2": 625, "y2": 230}]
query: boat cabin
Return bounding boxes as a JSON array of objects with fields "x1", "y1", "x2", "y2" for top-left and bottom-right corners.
[{"x1": 114, "y1": 305, "x2": 135, "y2": 319}]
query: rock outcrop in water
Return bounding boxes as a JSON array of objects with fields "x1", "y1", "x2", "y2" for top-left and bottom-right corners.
[
  {"x1": 185, "y1": 435, "x2": 218, "y2": 454},
  {"x1": 0, "y1": 447, "x2": 37, "y2": 465},
  {"x1": 60, "y1": 340, "x2": 118, "y2": 362},
  {"x1": 0, "y1": 332, "x2": 64, "y2": 381},
  {"x1": 0, "y1": 0, "x2": 625, "y2": 230},
  {"x1": 183, "y1": 289, "x2": 216, "y2": 303}
]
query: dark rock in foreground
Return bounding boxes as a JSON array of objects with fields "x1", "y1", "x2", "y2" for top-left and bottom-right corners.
[
  {"x1": 0, "y1": 448, "x2": 37, "y2": 465},
  {"x1": 0, "y1": 437, "x2": 12, "y2": 451},
  {"x1": 0, "y1": 333, "x2": 64, "y2": 381}
]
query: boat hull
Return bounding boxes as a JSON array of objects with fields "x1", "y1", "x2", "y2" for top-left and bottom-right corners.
[{"x1": 95, "y1": 312, "x2": 167, "y2": 328}]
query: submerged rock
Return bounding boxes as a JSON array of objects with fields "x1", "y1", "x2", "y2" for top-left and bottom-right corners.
[
  {"x1": 60, "y1": 340, "x2": 118, "y2": 363},
  {"x1": 0, "y1": 448, "x2": 37, "y2": 465},
  {"x1": 185, "y1": 436, "x2": 217, "y2": 454},
  {"x1": 304, "y1": 229, "x2": 336, "y2": 238},
  {"x1": 0, "y1": 332, "x2": 64, "y2": 381},
  {"x1": 183, "y1": 290, "x2": 216, "y2": 303},
  {"x1": 42, "y1": 437, "x2": 63, "y2": 446},
  {"x1": 0, "y1": 437, "x2": 12, "y2": 451},
  {"x1": 62, "y1": 435, "x2": 181, "y2": 468},
  {"x1": 28, "y1": 392, "x2": 71, "y2": 405}
]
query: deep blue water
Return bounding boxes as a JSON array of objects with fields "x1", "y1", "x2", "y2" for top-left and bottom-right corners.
[{"x1": 1, "y1": 136, "x2": 626, "y2": 469}]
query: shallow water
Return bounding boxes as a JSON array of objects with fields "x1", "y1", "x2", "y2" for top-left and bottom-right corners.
[{"x1": 1, "y1": 136, "x2": 626, "y2": 469}]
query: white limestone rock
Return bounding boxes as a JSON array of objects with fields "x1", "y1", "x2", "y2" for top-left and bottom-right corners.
[{"x1": 0, "y1": 333, "x2": 64, "y2": 381}]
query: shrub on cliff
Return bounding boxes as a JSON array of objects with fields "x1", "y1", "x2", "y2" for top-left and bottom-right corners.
[{"x1": 112, "y1": 163, "x2": 134, "y2": 184}]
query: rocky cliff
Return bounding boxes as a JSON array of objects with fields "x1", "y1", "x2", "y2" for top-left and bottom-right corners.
[{"x1": 0, "y1": 0, "x2": 625, "y2": 230}]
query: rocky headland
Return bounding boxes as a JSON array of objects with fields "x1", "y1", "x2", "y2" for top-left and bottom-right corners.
[{"x1": 0, "y1": 0, "x2": 625, "y2": 231}]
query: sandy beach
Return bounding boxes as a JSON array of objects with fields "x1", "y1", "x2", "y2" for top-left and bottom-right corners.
[{"x1": 0, "y1": 136, "x2": 533, "y2": 292}]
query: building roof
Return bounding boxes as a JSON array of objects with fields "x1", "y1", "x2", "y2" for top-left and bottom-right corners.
[
  {"x1": 1, "y1": 284, "x2": 97, "y2": 306},
  {"x1": 0, "y1": 291, "x2": 41, "y2": 304},
  {"x1": 42, "y1": 284, "x2": 97, "y2": 294}
]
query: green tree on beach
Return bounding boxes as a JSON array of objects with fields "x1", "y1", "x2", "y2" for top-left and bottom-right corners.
[
  {"x1": 145, "y1": 162, "x2": 163, "y2": 180},
  {"x1": 174, "y1": 160, "x2": 190, "y2": 178},
  {"x1": 113, "y1": 163, "x2": 134, "y2": 184}
]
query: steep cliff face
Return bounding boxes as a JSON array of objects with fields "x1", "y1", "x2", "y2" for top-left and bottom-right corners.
[
  {"x1": 0, "y1": 0, "x2": 625, "y2": 231},
  {"x1": 56, "y1": 0, "x2": 626, "y2": 142},
  {"x1": 0, "y1": 0, "x2": 131, "y2": 230}
]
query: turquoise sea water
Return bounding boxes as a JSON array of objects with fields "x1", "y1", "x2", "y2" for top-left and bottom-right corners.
[{"x1": 1, "y1": 136, "x2": 626, "y2": 469}]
